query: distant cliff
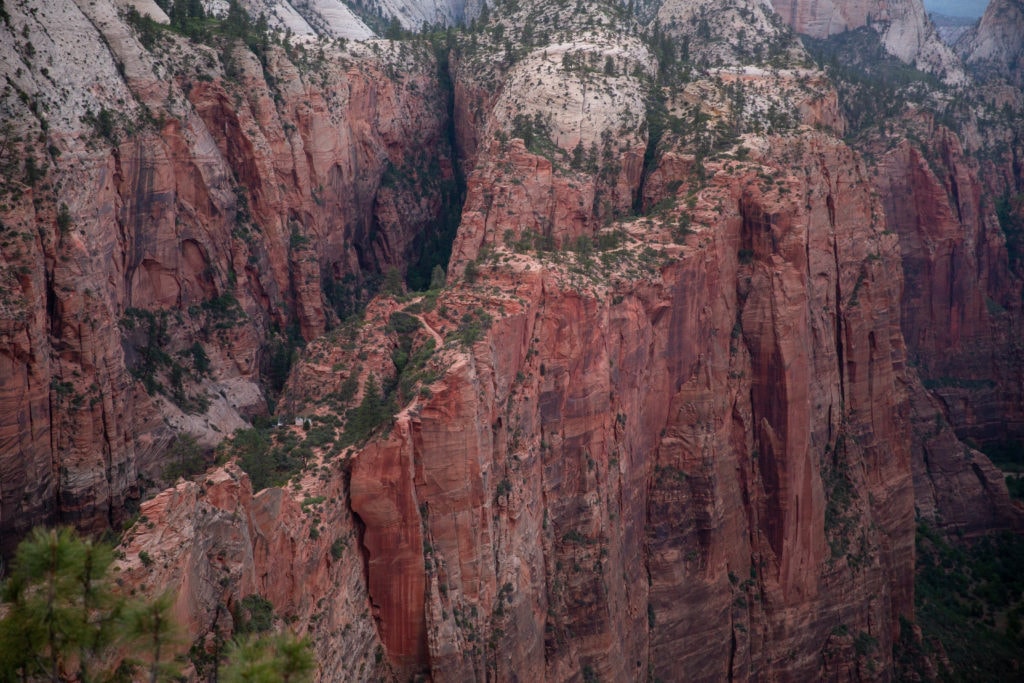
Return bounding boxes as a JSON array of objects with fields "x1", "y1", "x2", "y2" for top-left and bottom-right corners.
[{"x1": 958, "y1": 0, "x2": 1024, "y2": 87}]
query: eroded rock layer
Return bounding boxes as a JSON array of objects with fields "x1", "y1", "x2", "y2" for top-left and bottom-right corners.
[
  {"x1": 0, "y1": 0, "x2": 454, "y2": 551},
  {"x1": 2, "y1": 0, "x2": 1023, "y2": 680}
]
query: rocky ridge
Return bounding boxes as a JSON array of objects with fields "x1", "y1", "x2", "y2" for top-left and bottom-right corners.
[
  {"x1": 236, "y1": 0, "x2": 375, "y2": 40},
  {"x1": 957, "y1": 0, "x2": 1024, "y2": 88}
]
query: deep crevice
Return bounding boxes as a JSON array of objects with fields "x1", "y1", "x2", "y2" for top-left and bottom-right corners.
[{"x1": 405, "y1": 36, "x2": 467, "y2": 291}]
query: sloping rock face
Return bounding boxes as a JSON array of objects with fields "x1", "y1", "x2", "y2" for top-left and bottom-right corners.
[
  {"x1": 343, "y1": 129, "x2": 923, "y2": 680},
  {"x1": 658, "y1": 0, "x2": 809, "y2": 67},
  {"x1": 117, "y1": 463, "x2": 390, "y2": 681},
  {"x1": 333, "y1": 3, "x2": 1017, "y2": 678},
  {"x1": 0, "y1": 0, "x2": 453, "y2": 553},
  {"x1": 845, "y1": 107, "x2": 1024, "y2": 536},
  {"x1": 871, "y1": 128, "x2": 1024, "y2": 447},
  {"x1": 769, "y1": 0, "x2": 966, "y2": 84},
  {"x1": 4, "y1": 0, "x2": 1023, "y2": 681},
  {"x1": 447, "y1": 0, "x2": 655, "y2": 241},
  {"x1": 770, "y1": 0, "x2": 887, "y2": 36},
  {"x1": 237, "y1": 0, "x2": 376, "y2": 40},
  {"x1": 958, "y1": 0, "x2": 1024, "y2": 87},
  {"x1": 339, "y1": 0, "x2": 482, "y2": 29}
]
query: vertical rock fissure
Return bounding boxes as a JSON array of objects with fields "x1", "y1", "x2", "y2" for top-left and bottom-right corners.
[
  {"x1": 345, "y1": 501, "x2": 375, "y2": 637},
  {"x1": 633, "y1": 86, "x2": 664, "y2": 216},
  {"x1": 405, "y1": 38, "x2": 467, "y2": 290},
  {"x1": 727, "y1": 604, "x2": 737, "y2": 682},
  {"x1": 828, "y1": 193, "x2": 846, "y2": 411}
]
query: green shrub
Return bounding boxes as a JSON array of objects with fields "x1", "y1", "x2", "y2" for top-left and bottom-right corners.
[
  {"x1": 235, "y1": 595, "x2": 274, "y2": 634},
  {"x1": 163, "y1": 433, "x2": 206, "y2": 480},
  {"x1": 340, "y1": 375, "x2": 393, "y2": 446}
]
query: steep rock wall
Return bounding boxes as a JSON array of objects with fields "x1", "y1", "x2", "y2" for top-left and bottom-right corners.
[
  {"x1": 0, "y1": 0, "x2": 453, "y2": 552},
  {"x1": 117, "y1": 463, "x2": 389, "y2": 681},
  {"x1": 958, "y1": 0, "x2": 1024, "y2": 88},
  {"x1": 3, "y1": 1, "x2": 1022, "y2": 681},
  {"x1": 871, "y1": 126, "x2": 1024, "y2": 448},
  {"x1": 341, "y1": 130, "x2": 929, "y2": 680},
  {"x1": 769, "y1": 0, "x2": 966, "y2": 84}
]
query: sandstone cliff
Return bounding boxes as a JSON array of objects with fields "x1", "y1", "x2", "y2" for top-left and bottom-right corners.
[
  {"x1": 870, "y1": 127, "x2": 1024, "y2": 447},
  {"x1": 236, "y1": 0, "x2": 375, "y2": 40},
  {"x1": 349, "y1": 129, "x2": 923, "y2": 681},
  {"x1": 0, "y1": 0, "x2": 454, "y2": 552},
  {"x1": 792, "y1": 0, "x2": 1024, "y2": 517},
  {"x1": 230, "y1": 4, "x2": 1018, "y2": 678},
  {"x1": 1, "y1": 0, "x2": 1022, "y2": 680},
  {"x1": 958, "y1": 0, "x2": 1024, "y2": 88},
  {"x1": 117, "y1": 463, "x2": 390, "y2": 681},
  {"x1": 770, "y1": 0, "x2": 966, "y2": 84}
]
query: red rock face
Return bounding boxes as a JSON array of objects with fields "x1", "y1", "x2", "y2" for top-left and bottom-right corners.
[
  {"x1": 770, "y1": 0, "x2": 889, "y2": 37},
  {"x1": 0, "y1": 15, "x2": 453, "y2": 552},
  {"x1": 350, "y1": 430, "x2": 430, "y2": 676},
  {"x1": 4, "y1": 3, "x2": 1023, "y2": 682},
  {"x1": 339, "y1": 131, "x2": 976, "y2": 680},
  {"x1": 960, "y1": 0, "x2": 1024, "y2": 88},
  {"x1": 117, "y1": 463, "x2": 389, "y2": 681},
  {"x1": 449, "y1": 135, "x2": 645, "y2": 278},
  {"x1": 874, "y1": 128, "x2": 1024, "y2": 447}
]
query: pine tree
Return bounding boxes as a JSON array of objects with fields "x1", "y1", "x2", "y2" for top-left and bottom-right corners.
[
  {"x1": 221, "y1": 632, "x2": 314, "y2": 683},
  {"x1": 429, "y1": 264, "x2": 446, "y2": 291},
  {"x1": 381, "y1": 267, "x2": 405, "y2": 297},
  {"x1": 1, "y1": 527, "x2": 88, "y2": 682},
  {"x1": 123, "y1": 592, "x2": 180, "y2": 683},
  {"x1": 0, "y1": 528, "x2": 184, "y2": 683},
  {"x1": 75, "y1": 539, "x2": 119, "y2": 683}
]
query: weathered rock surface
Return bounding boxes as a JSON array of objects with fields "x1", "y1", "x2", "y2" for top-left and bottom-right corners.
[
  {"x1": 3, "y1": 0, "x2": 1023, "y2": 681},
  {"x1": 771, "y1": 0, "x2": 886, "y2": 37},
  {"x1": 770, "y1": 0, "x2": 967, "y2": 84},
  {"x1": 958, "y1": 0, "x2": 1024, "y2": 87},
  {"x1": 331, "y1": 6, "x2": 1018, "y2": 677},
  {"x1": 0, "y1": 0, "x2": 453, "y2": 552},
  {"x1": 236, "y1": 0, "x2": 375, "y2": 40},
  {"x1": 333, "y1": 125, "x2": 985, "y2": 680},
  {"x1": 871, "y1": 128, "x2": 1024, "y2": 447},
  {"x1": 118, "y1": 462, "x2": 389, "y2": 681},
  {"x1": 659, "y1": 0, "x2": 807, "y2": 67}
]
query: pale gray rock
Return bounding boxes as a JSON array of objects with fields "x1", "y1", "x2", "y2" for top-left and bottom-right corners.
[{"x1": 958, "y1": 0, "x2": 1024, "y2": 86}]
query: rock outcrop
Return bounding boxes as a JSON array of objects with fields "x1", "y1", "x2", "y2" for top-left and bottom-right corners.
[
  {"x1": 117, "y1": 463, "x2": 390, "y2": 681},
  {"x1": 769, "y1": 0, "x2": 967, "y2": 84},
  {"x1": 871, "y1": 127, "x2": 1024, "y2": 448},
  {"x1": 2, "y1": 0, "x2": 1022, "y2": 680},
  {"x1": 296, "y1": 125, "x2": 976, "y2": 679},
  {"x1": 770, "y1": 0, "x2": 887, "y2": 36},
  {"x1": 279, "y1": 7, "x2": 1018, "y2": 677},
  {"x1": 958, "y1": 0, "x2": 1024, "y2": 87},
  {"x1": 0, "y1": 0, "x2": 454, "y2": 552},
  {"x1": 237, "y1": 0, "x2": 375, "y2": 40}
]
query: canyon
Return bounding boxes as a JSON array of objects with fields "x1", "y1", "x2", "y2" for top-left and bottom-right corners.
[{"x1": 1, "y1": 0, "x2": 1023, "y2": 680}]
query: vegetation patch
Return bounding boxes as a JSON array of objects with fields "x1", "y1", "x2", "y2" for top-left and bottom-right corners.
[
  {"x1": 895, "y1": 525, "x2": 1024, "y2": 681},
  {"x1": 120, "y1": 308, "x2": 211, "y2": 414},
  {"x1": 219, "y1": 426, "x2": 309, "y2": 492},
  {"x1": 802, "y1": 28, "x2": 945, "y2": 138}
]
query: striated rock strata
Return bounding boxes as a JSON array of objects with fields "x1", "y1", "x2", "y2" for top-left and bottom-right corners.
[
  {"x1": 2, "y1": 0, "x2": 1022, "y2": 681},
  {"x1": 0, "y1": 0, "x2": 454, "y2": 552},
  {"x1": 958, "y1": 0, "x2": 1024, "y2": 87},
  {"x1": 290, "y1": 121, "x2": 1015, "y2": 680},
  {"x1": 117, "y1": 463, "x2": 389, "y2": 681}
]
